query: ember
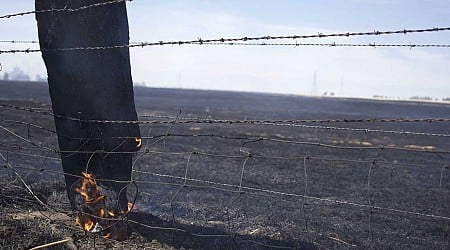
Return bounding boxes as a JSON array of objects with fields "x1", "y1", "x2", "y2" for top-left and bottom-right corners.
[
  {"x1": 74, "y1": 172, "x2": 130, "y2": 240},
  {"x1": 128, "y1": 201, "x2": 138, "y2": 212},
  {"x1": 135, "y1": 138, "x2": 142, "y2": 148}
]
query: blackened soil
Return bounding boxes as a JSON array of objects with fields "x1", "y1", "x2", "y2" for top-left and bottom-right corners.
[{"x1": 1, "y1": 81, "x2": 449, "y2": 249}]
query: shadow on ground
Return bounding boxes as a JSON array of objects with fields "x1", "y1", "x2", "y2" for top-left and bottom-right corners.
[{"x1": 128, "y1": 211, "x2": 316, "y2": 249}]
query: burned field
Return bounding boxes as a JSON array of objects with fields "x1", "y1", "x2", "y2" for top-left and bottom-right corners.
[{"x1": 1, "y1": 81, "x2": 449, "y2": 249}]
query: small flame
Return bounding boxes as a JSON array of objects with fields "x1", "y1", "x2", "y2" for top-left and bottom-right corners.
[
  {"x1": 84, "y1": 220, "x2": 94, "y2": 232},
  {"x1": 74, "y1": 171, "x2": 130, "y2": 240},
  {"x1": 75, "y1": 215, "x2": 81, "y2": 226},
  {"x1": 127, "y1": 201, "x2": 138, "y2": 212},
  {"x1": 78, "y1": 191, "x2": 89, "y2": 200},
  {"x1": 75, "y1": 172, "x2": 109, "y2": 234},
  {"x1": 99, "y1": 208, "x2": 105, "y2": 217},
  {"x1": 135, "y1": 138, "x2": 142, "y2": 148},
  {"x1": 81, "y1": 172, "x2": 95, "y2": 186},
  {"x1": 85, "y1": 195, "x2": 105, "y2": 204}
]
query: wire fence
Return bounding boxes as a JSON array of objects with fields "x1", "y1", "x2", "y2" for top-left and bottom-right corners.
[
  {"x1": 1, "y1": 100, "x2": 449, "y2": 249},
  {"x1": 2, "y1": 104, "x2": 450, "y2": 139},
  {"x1": 1, "y1": 2, "x2": 450, "y2": 248},
  {"x1": 2, "y1": 39, "x2": 450, "y2": 50},
  {"x1": 2, "y1": 26, "x2": 450, "y2": 54}
]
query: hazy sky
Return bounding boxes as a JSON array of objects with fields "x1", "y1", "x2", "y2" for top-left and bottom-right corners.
[{"x1": 1, "y1": 1, "x2": 450, "y2": 99}]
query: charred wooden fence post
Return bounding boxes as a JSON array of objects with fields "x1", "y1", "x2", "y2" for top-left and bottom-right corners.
[{"x1": 35, "y1": 0, "x2": 141, "y2": 240}]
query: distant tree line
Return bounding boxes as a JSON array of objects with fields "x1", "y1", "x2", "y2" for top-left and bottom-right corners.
[
  {"x1": 409, "y1": 96, "x2": 433, "y2": 101},
  {"x1": 1, "y1": 66, "x2": 46, "y2": 82},
  {"x1": 409, "y1": 96, "x2": 450, "y2": 102},
  {"x1": 373, "y1": 94, "x2": 450, "y2": 102}
]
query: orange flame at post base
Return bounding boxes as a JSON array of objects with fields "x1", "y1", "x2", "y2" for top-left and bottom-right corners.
[{"x1": 74, "y1": 171, "x2": 131, "y2": 240}]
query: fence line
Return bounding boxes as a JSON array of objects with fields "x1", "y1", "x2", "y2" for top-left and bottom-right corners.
[
  {"x1": 4, "y1": 103, "x2": 450, "y2": 123},
  {"x1": 141, "y1": 114, "x2": 450, "y2": 123},
  {"x1": 0, "y1": 141, "x2": 445, "y2": 170},
  {"x1": 1, "y1": 105, "x2": 449, "y2": 248},
  {"x1": 2, "y1": 40, "x2": 450, "y2": 48},
  {"x1": 0, "y1": 0, "x2": 132, "y2": 19},
  {"x1": 3, "y1": 116, "x2": 450, "y2": 143},
  {"x1": 1, "y1": 26, "x2": 450, "y2": 54},
  {"x1": 0, "y1": 40, "x2": 39, "y2": 44},
  {"x1": 2, "y1": 124, "x2": 448, "y2": 155},
  {"x1": 2, "y1": 161, "x2": 449, "y2": 223},
  {"x1": 193, "y1": 42, "x2": 450, "y2": 48},
  {"x1": 2, "y1": 116, "x2": 447, "y2": 194},
  {"x1": 2, "y1": 104, "x2": 450, "y2": 139}
]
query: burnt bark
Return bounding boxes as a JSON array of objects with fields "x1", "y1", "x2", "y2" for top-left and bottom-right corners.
[{"x1": 35, "y1": 0, "x2": 140, "y2": 215}]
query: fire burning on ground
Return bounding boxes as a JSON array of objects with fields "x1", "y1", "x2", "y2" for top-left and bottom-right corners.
[{"x1": 74, "y1": 172, "x2": 136, "y2": 240}]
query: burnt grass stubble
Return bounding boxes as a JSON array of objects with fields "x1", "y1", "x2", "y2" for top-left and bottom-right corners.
[{"x1": 0, "y1": 81, "x2": 449, "y2": 249}]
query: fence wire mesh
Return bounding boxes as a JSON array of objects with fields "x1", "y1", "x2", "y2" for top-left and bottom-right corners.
[{"x1": 1, "y1": 98, "x2": 449, "y2": 249}]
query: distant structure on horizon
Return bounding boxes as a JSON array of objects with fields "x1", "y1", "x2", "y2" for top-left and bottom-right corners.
[
  {"x1": 177, "y1": 72, "x2": 182, "y2": 89},
  {"x1": 310, "y1": 71, "x2": 318, "y2": 96},
  {"x1": 1, "y1": 66, "x2": 30, "y2": 81}
]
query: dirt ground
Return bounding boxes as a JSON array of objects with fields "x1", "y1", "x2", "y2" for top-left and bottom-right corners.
[
  {"x1": 0, "y1": 179, "x2": 179, "y2": 249},
  {"x1": 1, "y1": 81, "x2": 450, "y2": 249}
]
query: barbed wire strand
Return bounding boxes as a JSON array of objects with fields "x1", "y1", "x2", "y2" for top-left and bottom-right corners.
[
  {"x1": 1, "y1": 26, "x2": 450, "y2": 54},
  {"x1": 4, "y1": 118, "x2": 450, "y2": 139},
  {"x1": 4, "y1": 104, "x2": 450, "y2": 123},
  {"x1": 0, "y1": 0, "x2": 132, "y2": 19},
  {"x1": 0, "y1": 146, "x2": 446, "y2": 183},
  {"x1": 2, "y1": 109, "x2": 448, "y2": 158},
  {"x1": 142, "y1": 113, "x2": 450, "y2": 123},
  {"x1": 2, "y1": 105, "x2": 450, "y2": 138},
  {"x1": 2, "y1": 39, "x2": 450, "y2": 48},
  {"x1": 9, "y1": 136, "x2": 444, "y2": 155},
  {"x1": 0, "y1": 40, "x2": 39, "y2": 44},
  {"x1": 197, "y1": 42, "x2": 450, "y2": 48},
  {"x1": 2, "y1": 143, "x2": 445, "y2": 171}
]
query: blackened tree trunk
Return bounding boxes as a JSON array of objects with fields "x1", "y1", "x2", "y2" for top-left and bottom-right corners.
[{"x1": 35, "y1": 0, "x2": 140, "y2": 222}]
